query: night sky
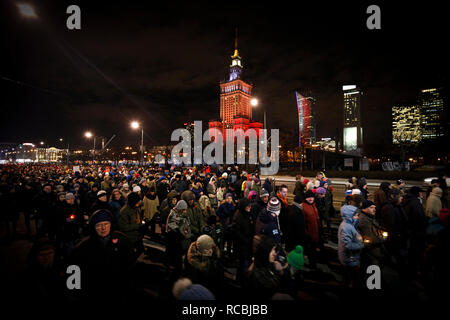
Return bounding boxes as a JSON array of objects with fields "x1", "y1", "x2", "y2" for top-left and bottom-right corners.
[{"x1": 1, "y1": 1, "x2": 447, "y2": 151}]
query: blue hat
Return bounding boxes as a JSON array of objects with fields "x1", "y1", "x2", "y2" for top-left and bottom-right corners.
[
  {"x1": 91, "y1": 209, "x2": 112, "y2": 226},
  {"x1": 179, "y1": 284, "x2": 215, "y2": 300}
]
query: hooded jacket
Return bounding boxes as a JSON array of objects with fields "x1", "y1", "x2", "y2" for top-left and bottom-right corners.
[
  {"x1": 118, "y1": 193, "x2": 142, "y2": 244},
  {"x1": 181, "y1": 190, "x2": 205, "y2": 237},
  {"x1": 426, "y1": 187, "x2": 443, "y2": 218},
  {"x1": 233, "y1": 198, "x2": 255, "y2": 259},
  {"x1": 338, "y1": 205, "x2": 364, "y2": 267}
]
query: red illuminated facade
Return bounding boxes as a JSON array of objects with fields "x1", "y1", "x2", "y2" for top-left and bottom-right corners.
[{"x1": 209, "y1": 33, "x2": 263, "y2": 142}]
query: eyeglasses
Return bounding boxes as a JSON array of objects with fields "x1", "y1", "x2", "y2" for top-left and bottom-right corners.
[{"x1": 95, "y1": 222, "x2": 111, "y2": 229}]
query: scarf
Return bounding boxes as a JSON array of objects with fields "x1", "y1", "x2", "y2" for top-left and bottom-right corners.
[{"x1": 277, "y1": 192, "x2": 288, "y2": 207}]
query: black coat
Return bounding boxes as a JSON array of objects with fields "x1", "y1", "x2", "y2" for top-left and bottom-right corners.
[
  {"x1": 69, "y1": 230, "x2": 134, "y2": 300},
  {"x1": 404, "y1": 193, "x2": 427, "y2": 238},
  {"x1": 380, "y1": 202, "x2": 408, "y2": 252},
  {"x1": 233, "y1": 208, "x2": 255, "y2": 260},
  {"x1": 285, "y1": 203, "x2": 306, "y2": 252}
]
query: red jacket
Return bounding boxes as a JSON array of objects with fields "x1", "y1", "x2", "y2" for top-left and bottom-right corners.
[{"x1": 302, "y1": 201, "x2": 320, "y2": 242}]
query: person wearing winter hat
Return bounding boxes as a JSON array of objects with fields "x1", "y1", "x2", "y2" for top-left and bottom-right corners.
[
  {"x1": 166, "y1": 200, "x2": 192, "y2": 272},
  {"x1": 248, "y1": 190, "x2": 258, "y2": 201},
  {"x1": 380, "y1": 188, "x2": 408, "y2": 277},
  {"x1": 118, "y1": 192, "x2": 143, "y2": 257},
  {"x1": 338, "y1": 205, "x2": 364, "y2": 288},
  {"x1": 302, "y1": 190, "x2": 320, "y2": 267},
  {"x1": 426, "y1": 187, "x2": 443, "y2": 218},
  {"x1": 89, "y1": 189, "x2": 114, "y2": 216},
  {"x1": 172, "y1": 278, "x2": 215, "y2": 300},
  {"x1": 121, "y1": 183, "x2": 131, "y2": 198},
  {"x1": 315, "y1": 187, "x2": 326, "y2": 196},
  {"x1": 287, "y1": 245, "x2": 304, "y2": 271},
  {"x1": 181, "y1": 190, "x2": 204, "y2": 240},
  {"x1": 186, "y1": 234, "x2": 222, "y2": 293},
  {"x1": 132, "y1": 185, "x2": 141, "y2": 196},
  {"x1": 285, "y1": 195, "x2": 306, "y2": 252},
  {"x1": 404, "y1": 186, "x2": 427, "y2": 277},
  {"x1": 69, "y1": 209, "x2": 134, "y2": 300},
  {"x1": 250, "y1": 236, "x2": 283, "y2": 300},
  {"x1": 255, "y1": 198, "x2": 282, "y2": 244},
  {"x1": 357, "y1": 200, "x2": 387, "y2": 269}
]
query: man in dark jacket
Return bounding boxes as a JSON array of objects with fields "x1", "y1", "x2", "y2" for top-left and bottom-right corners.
[
  {"x1": 404, "y1": 186, "x2": 427, "y2": 278},
  {"x1": 118, "y1": 192, "x2": 144, "y2": 257},
  {"x1": 233, "y1": 198, "x2": 255, "y2": 280},
  {"x1": 69, "y1": 210, "x2": 134, "y2": 301},
  {"x1": 374, "y1": 182, "x2": 391, "y2": 222},
  {"x1": 34, "y1": 183, "x2": 56, "y2": 239},
  {"x1": 251, "y1": 188, "x2": 270, "y2": 223},
  {"x1": 380, "y1": 188, "x2": 408, "y2": 275},
  {"x1": 358, "y1": 200, "x2": 388, "y2": 269},
  {"x1": 285, "y1": 195, "x2": 306, "y2": 252}
]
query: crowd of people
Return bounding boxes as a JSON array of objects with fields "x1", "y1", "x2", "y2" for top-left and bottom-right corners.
[{"x1": 0, "y1": 164, "x2": 448, "y2": 302}]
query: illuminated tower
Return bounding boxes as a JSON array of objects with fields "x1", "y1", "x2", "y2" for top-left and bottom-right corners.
[
  {"x1": 209, "y1": 30, "x2": 262, "y2": 142},
  {"x1": 220, "y1": 30, "x2": 253, "y2": 129},
  {"x1": 296, "y1": 91, "x2": 316, "y2": 147},
  {"x1": 419, "y1": 88, "x2": 445, "y2": 140},
  {"x1": 343, "y1": 85, "x2": 363, "y2": 152}
]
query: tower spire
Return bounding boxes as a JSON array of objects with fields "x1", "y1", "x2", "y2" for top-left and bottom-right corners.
[{"x1": 232, "y1": 27, "x2": 239, "y2": 58}]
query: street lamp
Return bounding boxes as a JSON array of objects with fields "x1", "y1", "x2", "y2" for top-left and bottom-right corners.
[
  {"x1": 130, "y1": 121, "x2": 144, "y2": 165},
  {"x1": 17, "y1": 3, "x2": 38, "y2": 18},
  {"x1": 251, "y1": 97, "x2": 266, "y2": 129},
  {"x1": 84, "y1": 131, "x2": 96, "y2": 163}
]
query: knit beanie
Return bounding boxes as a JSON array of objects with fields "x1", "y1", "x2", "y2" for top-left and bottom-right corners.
[
  {"x1": 65, "y1": 192, "x2": 75, "y2": 200},
  {"x1": 304, "y1": 190, "x2": 315, "y2": 199},
  {"x1": 260, "y1": 188, "x2": 270, "y2": 197},
  {"x1": 91, "y1": 209, "x2": 112, "y2": 226},
  {"x1": 248, "y1": 190, "x2": 258, "y2": 200},
  {"x1": 361, "y1": 200, "x2": 375, "y2": 210},
  {"x1": 408, "y1": 186, "x2": 422, "y2": 197},
  {"x1": 196, "y1": 234, "x2": 215, "y2": 253},
  {"x1": 316, "y1": 187, "x2": 326, "y2": 195},
  {"x1": 175, "y1": 200, "x2": 188, "y2": 211},
  {"x1": 127, "y1": 192, "x2": 141, "y2": 208},
  {"x1": 97, "y1": 190, "x2": 107, "y2": 198},
  {"x1": 179, "y1": 284, "x2": 215, "y2": 300},
  {"x1": 267, "y1": 197, "x2": 281, "y2": 215},
  {"x1": 287, "y1": 245, "x2": 304, "y2": 270}
]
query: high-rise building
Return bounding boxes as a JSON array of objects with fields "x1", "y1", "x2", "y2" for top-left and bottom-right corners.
[
  {"x1": 419, "y1": 88, "x2": 445, "y2": 140},
  {"x1": 295, "y1": 91, "x2": 316, "y2": 147},
  {"x1": 209, "y1": 31, "x2": 263, "y2": 142},
  {"x1": 343, "y1": 85, "x2": 363, "y2": 152},
  {"x1": 392, "y1": 103, "x2": 421, "y2": 144}
]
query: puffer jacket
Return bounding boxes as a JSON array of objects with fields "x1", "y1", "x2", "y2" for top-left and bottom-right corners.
[{"x1": 338, "y1": 205, "x2": 364, "y2": 267}]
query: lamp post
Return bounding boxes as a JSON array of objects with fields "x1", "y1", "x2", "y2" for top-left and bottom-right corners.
[
  {"x1": 131, "y1": 121, "x2": 144, "y2": 165},
  {"x1": 84, "y1": 131, "x2": 96, "y2": 164},
  {"x1": 251, "y1": 98, "x2": 266, "y2": 129}
]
